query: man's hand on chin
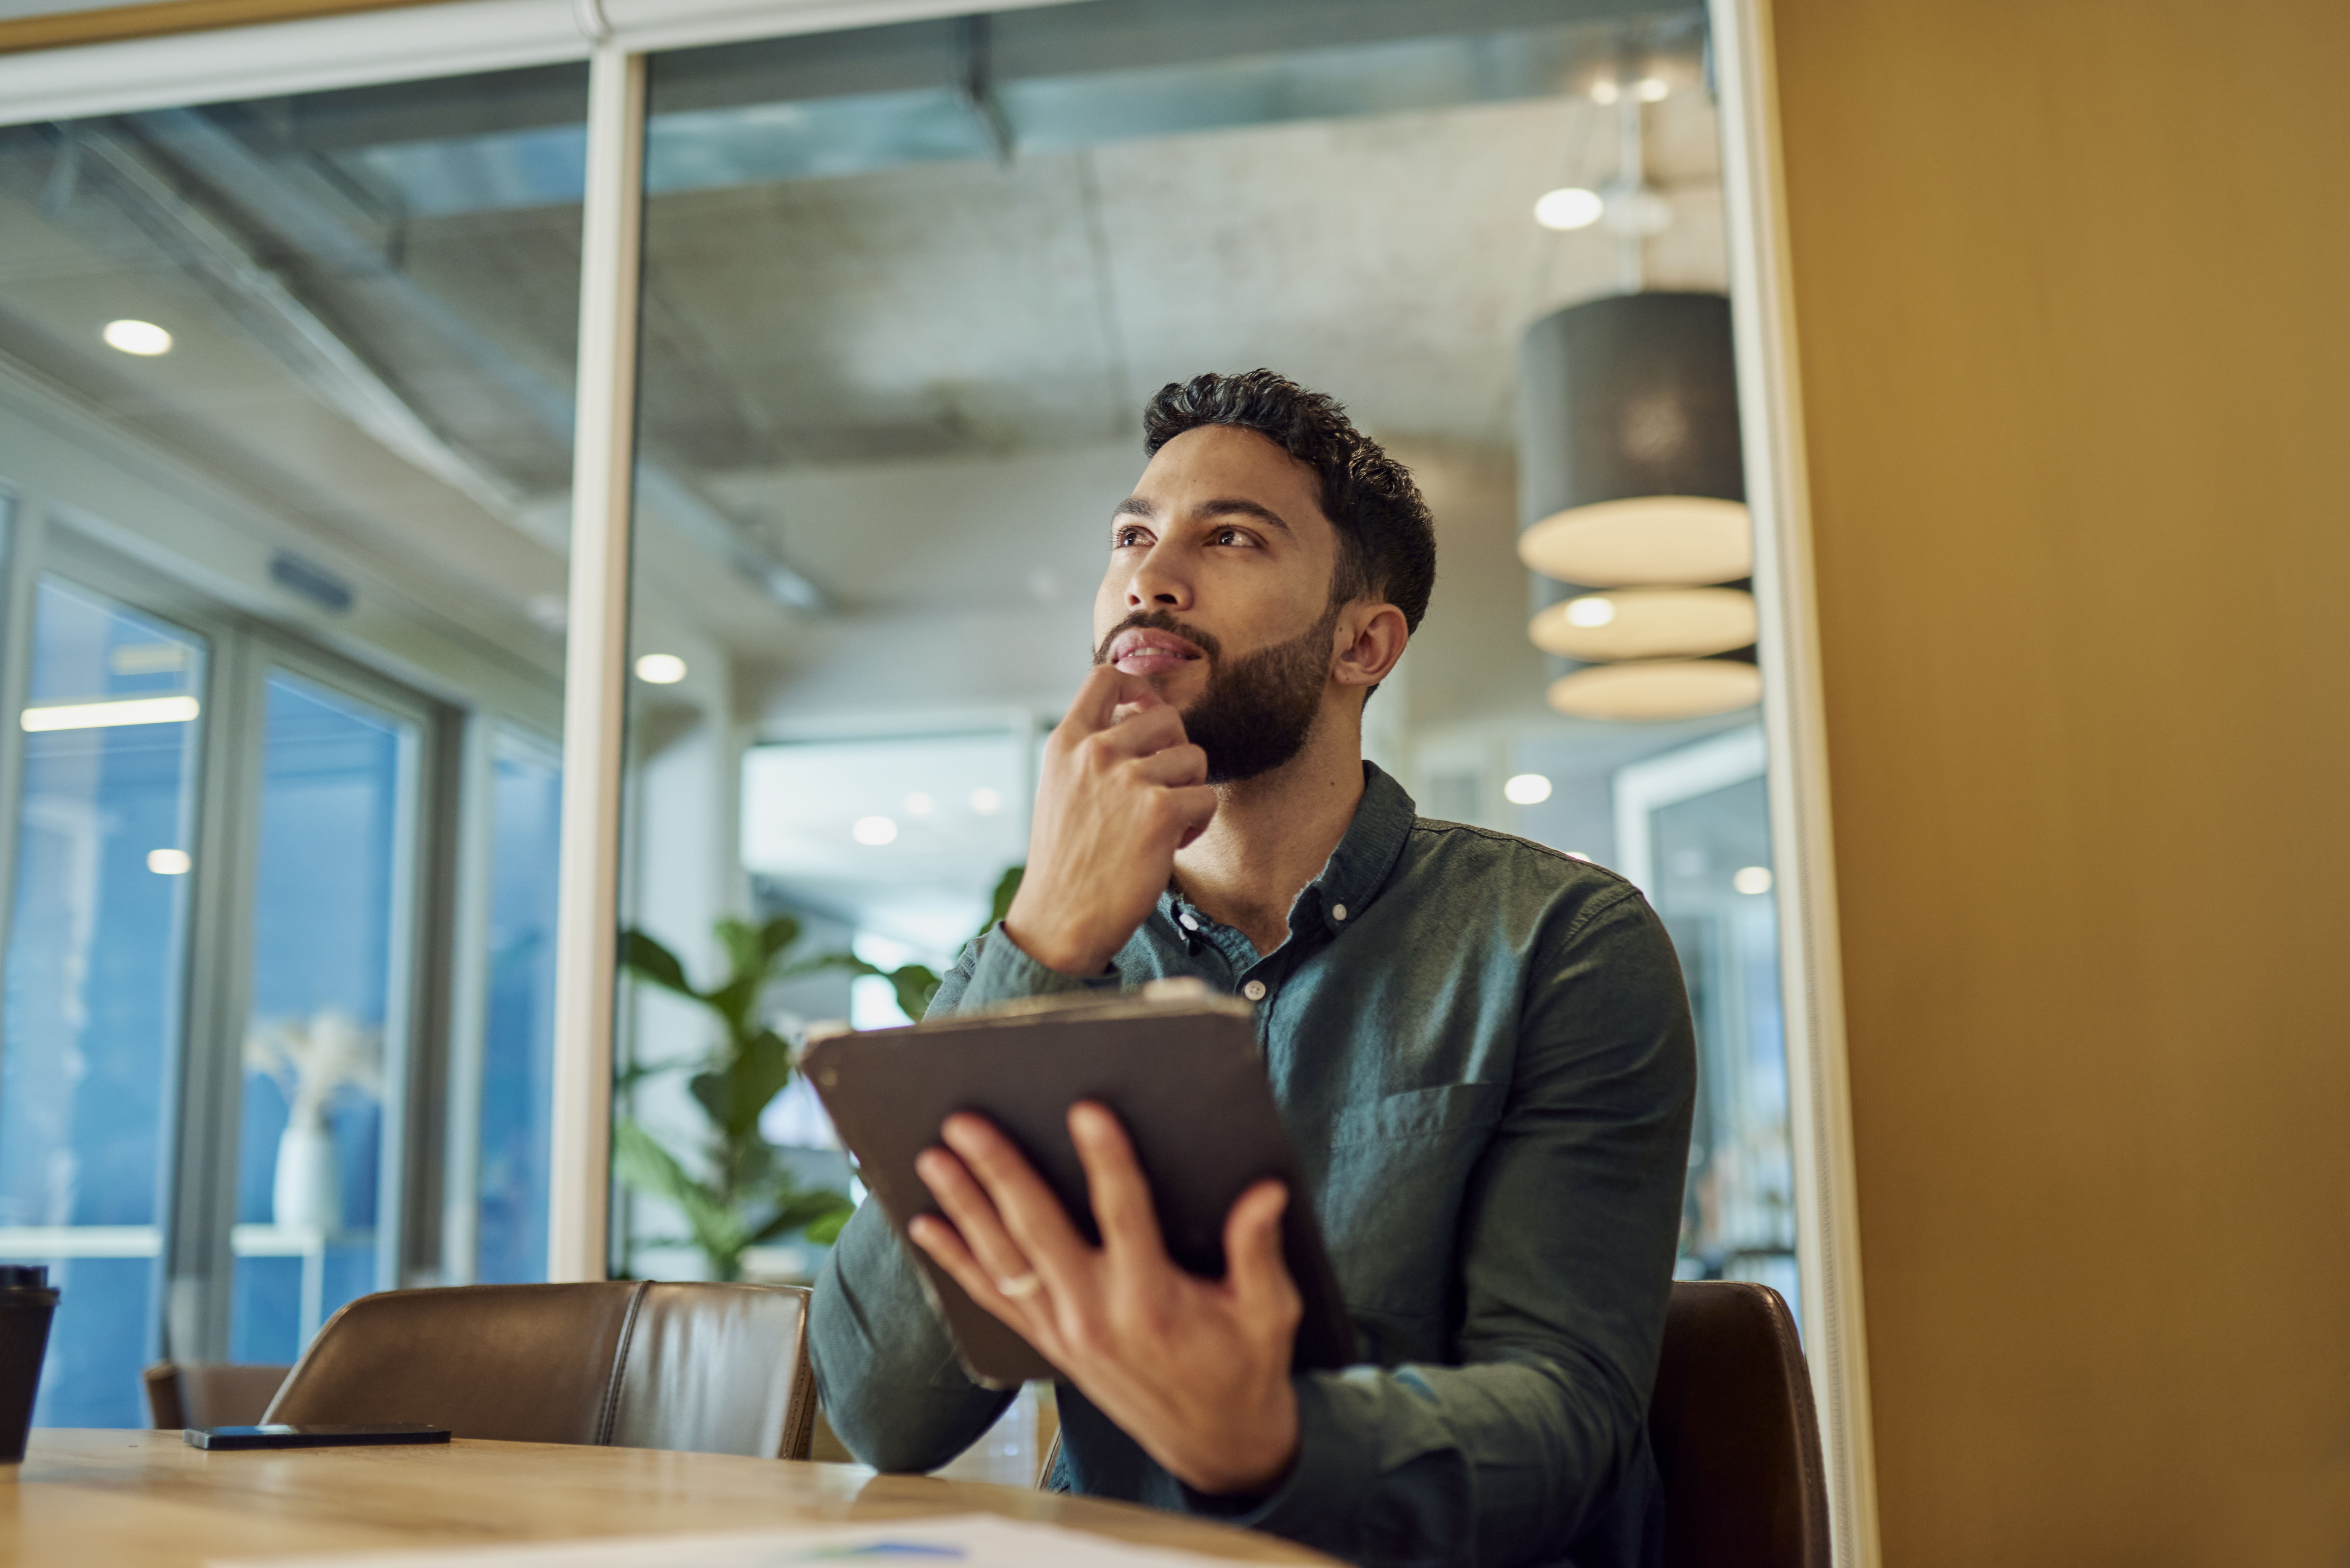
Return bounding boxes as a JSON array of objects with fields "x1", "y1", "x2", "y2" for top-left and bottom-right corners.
[
  {"x1": 907, "y1": 1102, "x2": 1305, "y2": 1498},
  {"x1": 1001, "y1": 665, "x2": 1217, "y2": 977}
]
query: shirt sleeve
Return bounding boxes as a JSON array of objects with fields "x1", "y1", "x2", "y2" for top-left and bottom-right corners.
[
  {"x1": 807, "y1": 923, "x2": 1123, "y2": 1470},
  {"x1": 1179, "y1": 885, "x2": 1696, "y2": 1568}
]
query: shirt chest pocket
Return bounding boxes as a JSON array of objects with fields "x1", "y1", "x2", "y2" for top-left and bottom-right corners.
[{"x1": 1318, "y1": 1082, "x2": 1507, "y2": 1324}]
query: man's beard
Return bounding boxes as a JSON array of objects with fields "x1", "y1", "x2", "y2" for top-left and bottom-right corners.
[{"x1": 1093, "y1": 604, "x2": 1339, "y2": 785}]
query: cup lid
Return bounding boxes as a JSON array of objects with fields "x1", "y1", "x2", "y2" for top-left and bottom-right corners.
[{"x1": 0, "y1": 1265, "x2": 48, "y2": 1288}]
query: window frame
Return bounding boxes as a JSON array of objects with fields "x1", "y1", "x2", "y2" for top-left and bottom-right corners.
[{"x1": 9, "y1": 518, "x2": 460, "y2": 1363}]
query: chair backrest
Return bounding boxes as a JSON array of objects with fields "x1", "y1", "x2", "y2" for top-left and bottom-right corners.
[
  {"x1": 1648, "y1": 1280, "x2": 1831, "y2": 1568},
  {"x1": 142, "y1": 1361, "x2": 292, "y2": 1430},
  {"x1": 263, "y1": 1281, "x2": 815, "y2": 1459}
]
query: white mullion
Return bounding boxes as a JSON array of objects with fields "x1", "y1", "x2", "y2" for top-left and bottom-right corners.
[
  {"x1": 1709, "y1": 1, "x2": 1882, "y2": 1564},
  {"x1": 546, "y1": 43, "x2": 645, "y2": 1285}
]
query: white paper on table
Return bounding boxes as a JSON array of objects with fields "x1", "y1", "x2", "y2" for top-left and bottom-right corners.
[{"x1": 207, "y1": 1512, "x2": 1273, "y2": 1568}]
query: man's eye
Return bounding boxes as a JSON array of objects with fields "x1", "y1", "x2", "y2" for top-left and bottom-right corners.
[
  {"x1": 1113, "y1": 527, "x2": 1150, "y2": 548},
  {"x1": 1212, "y1": 528, "x2": 1259, "y2": 548}
]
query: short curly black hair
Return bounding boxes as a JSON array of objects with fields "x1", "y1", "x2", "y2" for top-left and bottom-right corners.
[{"x1": 1142, "y1": 370, "x2": 1437, "y2": 634}]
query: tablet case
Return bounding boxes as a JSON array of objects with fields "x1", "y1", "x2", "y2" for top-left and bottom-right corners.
[{"x1": 803, "y1": 990, "x2": 1356, "y2": 1387}]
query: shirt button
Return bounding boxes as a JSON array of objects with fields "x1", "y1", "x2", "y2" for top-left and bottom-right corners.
[
  {"x1": 1331, "y1": 903, "x2": 1348, "y2": 922},
  {"x1": 1242, "y1": 979, "x2": 1268, "y2": 1002},
  {"x1": 1178, "y1": 913, "x2": 1199, "y2": 932}
]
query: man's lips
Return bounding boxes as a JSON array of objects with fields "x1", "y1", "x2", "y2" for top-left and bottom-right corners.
[{"x1": 1108, "y1": 630, "x2": 1205, "y2": 674}]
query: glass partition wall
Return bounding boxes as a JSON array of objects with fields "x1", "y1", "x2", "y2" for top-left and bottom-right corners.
[
  {"x1": 0, "y1": 5, "x2": 1854, "y2": 1526},
  {"x1": 0, "y1": 65, "x2": 582, "y2": 1420},
  {"x1": 602, "y1": 0, "x2": 1805, "y2": 1476}
]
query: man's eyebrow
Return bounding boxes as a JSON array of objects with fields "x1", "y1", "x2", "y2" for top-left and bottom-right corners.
[
  {"x1": 1112, "y1": 496, "x2": 1157, "y2": 521},
  {"x1": 1193, "y1": 498, "x2": 1294, "y2": 537}
]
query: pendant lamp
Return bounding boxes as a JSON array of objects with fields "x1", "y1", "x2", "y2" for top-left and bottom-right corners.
[{"x1": 1517, "y1": 291, "x2": 1759, "y2": 720}]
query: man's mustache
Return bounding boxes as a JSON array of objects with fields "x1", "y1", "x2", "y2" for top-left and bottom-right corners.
[{"x1": 1091, "y1": 609, "x2": 1224, "y2": 667}]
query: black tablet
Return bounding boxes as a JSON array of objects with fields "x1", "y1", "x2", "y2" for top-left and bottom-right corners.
[{"x1": 804, "y1": 989, "x2": 1355, "y2": 1387}]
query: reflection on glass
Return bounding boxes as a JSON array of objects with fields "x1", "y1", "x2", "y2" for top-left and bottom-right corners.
[
  {"x1": 0, "y1": 576, "x2": 205, "y2": 1424},
  {"x1": 1, "y1": 62, "x2": 581, "y2": 1406},
  {"x1": 1648, "y1": 772, "x2": 1798, "y2": 1318},
  {"x1": 475, "y1": 737, "x2": 561, "y2": 1285},
  {"x1": 230, "y1": 672, "x2": 413, "y2": 1362},
  {"x1": 615, "y1": 5, "x2": 1742, "y2": 1311}
]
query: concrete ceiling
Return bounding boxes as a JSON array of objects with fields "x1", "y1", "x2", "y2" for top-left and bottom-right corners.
[{"x1": 0, "y1": 2, "x2": 1729, "y2": 730}]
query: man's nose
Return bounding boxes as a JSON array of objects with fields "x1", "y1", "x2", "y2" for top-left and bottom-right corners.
[{"x1": 1126, "y1": 544, "x2": 1192, "y2": 610}]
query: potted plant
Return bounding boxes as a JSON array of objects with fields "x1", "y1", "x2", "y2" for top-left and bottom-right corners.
[
  {"x1": 244, "y1": 1007, "x2": 383, "y2": 1234},
  {"x1": 613, "y1": 869, "x2": 1019, "y2": 1282}
]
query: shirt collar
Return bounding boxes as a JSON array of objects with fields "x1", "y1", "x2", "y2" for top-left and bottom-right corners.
[{"x1": 1308, "y1": 761, "x2": 1417, "y2": 935}]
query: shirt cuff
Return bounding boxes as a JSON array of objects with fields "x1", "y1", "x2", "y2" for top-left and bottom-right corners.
[
  {"x1": 1174, "y1": 1374, "x2": 1369, "y2": 1535},
  {"x1": 956, "y1": 922, "x2": 1124, "y2": 1010}
]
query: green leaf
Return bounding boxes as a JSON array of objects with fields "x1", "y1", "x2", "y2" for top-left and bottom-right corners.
[
  {"x1": 749, "y1": 1187, "x2": 854, "y2": 1247},
  {"x1": 618, "y1": 929, "x2": 696, "y2": 998},
  {"x1": 611, "y1": 1121, "x2": 746, "y2": 1263},
  {"x1": 887, "y1": 963, "x2": 942, "y2": 1024},
  {"x1": 982, "y1": 864, "x2": 1025, "y2": 935},
  {"x1": 686, "y1": 1029, "x2": 795, "y2": 1142},
  {"x1": 714, "y1": 917, "x2": 762, "y2": 981},
  {"x1": 734, "y1": 1030, "x2": 798, "y2": 1136},
  {"x1": 805, "y1": 1206, "x2": 851, "y2": 1246},
  {"x1": 755, "y1": 914, "x2": 803, "y2": 962},
  {"x1": 702, "y1": 971, "x2": 764, "y2": 1035},
  {"x1": 774, "y1": 951, "x2": 878, "y2": 983}
]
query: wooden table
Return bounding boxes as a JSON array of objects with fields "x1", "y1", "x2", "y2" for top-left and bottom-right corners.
[{"x1": 3, "y1": 1431, "x2": 1337, "y2": 1565}]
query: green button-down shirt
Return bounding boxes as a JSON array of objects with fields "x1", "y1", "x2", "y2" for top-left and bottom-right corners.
[{"x1": 811, "y1": 763, "x2": 1695, "y2": 1568}]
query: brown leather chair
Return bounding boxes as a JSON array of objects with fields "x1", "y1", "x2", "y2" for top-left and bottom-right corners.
[
  {"x1": 262, "y1": 1281, "x2": 817, "y2": 1459},
  {"x1": 1649, "y1": 1279, "x2": 1831, "y2": 1568},
  {"x1": 142, "y1": 1360, "x2": 291, "y2": 1429}
]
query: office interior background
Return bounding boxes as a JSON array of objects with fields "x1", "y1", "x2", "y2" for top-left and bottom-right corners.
[{"x1": 0, "y1": 0, "x2": 2343, "y2": 1563}]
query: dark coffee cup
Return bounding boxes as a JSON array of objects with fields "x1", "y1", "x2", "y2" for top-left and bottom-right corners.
[{"x1": 0, "y1": 1265, "x2": 59, "y2": 1465}]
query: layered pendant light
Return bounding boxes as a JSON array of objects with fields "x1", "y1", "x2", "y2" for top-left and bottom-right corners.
[
  {"x1": 1518, "y1": 47, "x2": 1760, "y2": 723},
  {"x1": 1519, "y1": 290, "x2": 1758, "y2": 720}
]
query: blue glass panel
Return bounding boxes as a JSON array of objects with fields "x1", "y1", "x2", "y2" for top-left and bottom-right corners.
[
  {"x1": 228, "y1": 1254, "x2": 302, "y2": 1365},
  {"x1": 232, "y1": 671, "x2": 412, "y2": 1350},
  {"x1": 475, "y1": 742, "x2": 560, "y2": 1284},
  {"x1": 0, "y1": 577, "x2": 204, "y2": 1425}
]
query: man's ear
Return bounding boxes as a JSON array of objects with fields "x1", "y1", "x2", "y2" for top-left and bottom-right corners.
[{"x1": 1331, "y1": 602, "x2": 1409, "y2": 691}]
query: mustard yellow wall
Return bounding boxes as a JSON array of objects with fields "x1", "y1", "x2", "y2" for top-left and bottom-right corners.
[{"x1": 1771, "y1": 0, "x2": 2350, "y2": 1559}]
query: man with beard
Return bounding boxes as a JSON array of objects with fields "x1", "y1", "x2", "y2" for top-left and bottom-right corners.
[{"x1": 810, "y1": 371, "x2": 1694, "y2": 1568}]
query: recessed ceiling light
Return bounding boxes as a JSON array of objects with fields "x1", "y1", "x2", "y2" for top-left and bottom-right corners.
[
  {"x1": 20, "y1": 694, "x2": 200, "y2": 732},
  {"x1": 1591, "y1": 80, "x2": 1621, "y2": 105},
  {"x1": 904, "y1": 792, "x2": 935, "y2": 816},
  {"x1": 634, "y1": 653, "x2": 686, "y2": 684},
  {"x1": 852, "y1": 815, "x2": 898, "y2": 846},
  {"x1": 1503, "y1": 773, "x2": 1553, "y2": 805},
  {"x1": 1733, "y1": 866, "x2": 1774, "y2": 895},
  {"x1": 146, "y1": 848, "x2": 191, "y2": 875},
  {"x1": 969, "y1": 787, "x2": 1002, "y2": 815},
  {"x1": 103, "y1": 319, "x2": 173, "y2": 356},
  {"x1": 1636, "y1": 77, "x2": 1670, "y2": 101},
  {"x1": 1534, "y1": 187, "x2": 1605, "y2": 231}
]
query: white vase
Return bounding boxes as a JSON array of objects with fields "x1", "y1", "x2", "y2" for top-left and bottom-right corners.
[{"x1": 273, "y1": 1109, "x2": 341, "y2": 1233}]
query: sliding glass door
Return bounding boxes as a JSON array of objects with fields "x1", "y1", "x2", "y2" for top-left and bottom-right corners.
[
  {"x1": 229, "y1": 666, "x2": 421, "y2": 1362},
  {"x1": 0, "y1": 577, "x2": 206, "y2": 1424}
]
